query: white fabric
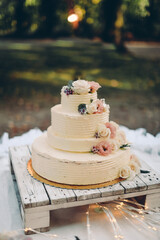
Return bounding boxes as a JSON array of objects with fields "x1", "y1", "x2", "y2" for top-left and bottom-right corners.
[{"x1": 0, "y1": 127, "x2": 160, "y2": 239}]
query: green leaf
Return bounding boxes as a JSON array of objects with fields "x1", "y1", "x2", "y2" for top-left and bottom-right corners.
[
  {"x1": 140, "y1": 169, "x2": 150, "y2": 174},
  {"x1": 68, "y1": 80, "x2": 73, "y2": 88},
  {"x1": 120, "y1": 144, "x2": 131, "y2": 149},
  {"x1": 94, "y1": 207, "x2": 103, "y2": 213}
]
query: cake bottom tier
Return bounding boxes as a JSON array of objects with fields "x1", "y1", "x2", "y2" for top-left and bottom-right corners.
[{"x1": 32, "y1": 133, "x2": 131, "y2": 185}]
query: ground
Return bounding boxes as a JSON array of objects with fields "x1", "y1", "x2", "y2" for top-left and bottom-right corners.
[{"x1": 0, "y1": 39, "x2": 160, "y2": 138}]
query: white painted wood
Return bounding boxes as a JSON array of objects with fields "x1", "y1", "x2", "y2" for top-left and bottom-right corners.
[
  {"x1": 44, "y1": 185, "x2": 76, "y2": 204},
  {"x1": 73, "y1": 189, "x2": 101, "y2": 201},
  {"x1": 138, "y1": 162, "x2": 160, "y2": 190},
  {"x1": 9, "y1": 146, "x2": 50, "y2": 208},
  {"x1": 24, "y1": 210, "x2": 50, "y2": 229},
  {"x1": 9, "y1": 145, "x2": 160, "y2": 233},
  {"x1": 120, "y1": 175, "x2": 147, "y2": 193},
  {"x1": 145, "y1": 192, "x2": 160, "y2": 209},
  {"x1": 24, "y1": 188, "x2": 160, "y2": 214},
  {"x1": 99, "y1": 182, "x2": 125, "y2": 197}
]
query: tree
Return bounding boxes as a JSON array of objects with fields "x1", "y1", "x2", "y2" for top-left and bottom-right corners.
[
  {"x1": 37, "y1": 0, "x2": 59, "y2": 37},
  {"x1": 100, "y1": 0, "x2": 126, "y2": 52},
  {"x1": 14, "y1": 0, "x2": 30, "y2": 37}
]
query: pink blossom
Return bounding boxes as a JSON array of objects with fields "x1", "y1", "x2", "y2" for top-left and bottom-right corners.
[
  {"x1": 105, "y1": 122, "x2": 117, "y2": 139},
  {"x1": 92, "y1": 141, "x2": 112, "y2": 156},
  {"x1": 89, "y1": 81, "x2": 101, "y2": 93},
  {"x1": 95, "y1": 99, "x2": 104, "y2": 114}
]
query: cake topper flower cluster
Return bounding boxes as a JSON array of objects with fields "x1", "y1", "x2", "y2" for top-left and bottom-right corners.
[{"x1": 62, "y1": 79, "x2": 101, "y2": 95}]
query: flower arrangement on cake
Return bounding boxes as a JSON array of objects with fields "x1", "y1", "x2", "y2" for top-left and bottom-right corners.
[{"x1": 31, "y1": 79, "x2": 141, "y2": 187}]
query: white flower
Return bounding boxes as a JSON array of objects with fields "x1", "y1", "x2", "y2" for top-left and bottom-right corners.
[
  {"x1": 103, "y1": 104, "x2": 110, "y2": 112},
  {"x1": 110, "y1": 140, "x2": 118, "y2": 152},
  {"x1": 116, "y1": 130, "x2": 127, "y2": 147},
  {"x1": 61, "y1": 86, "x2": 67, "y2": 94},
  {"x1": 119, "y1": 166, "x2": 131, "y2": 179},
  {"x1": 97, "y1": 124, "x2": 111, "y2": 138},
  {"x1": 129, "y1": 160, "x2": 140, "y2": 174},
  {"x1": 130, "y1": 154, "x2": 141, "y2": 167},
  {"x1": 86, "y1": 100, "x2": 97, "y2": 114},
  {"x1": 100, "y1": 99, "x2": 110, "y2": 113},
  {"x1": 72, "y1": 80, "x2": 90, "y2": 94}
]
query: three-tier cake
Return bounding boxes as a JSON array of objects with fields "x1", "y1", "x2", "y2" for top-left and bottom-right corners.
[{"x1": 32, "y1": 80, "x2": 140, "y2": 186}]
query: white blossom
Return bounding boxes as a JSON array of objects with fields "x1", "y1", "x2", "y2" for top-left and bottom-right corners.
[
  {"x1": 97, "y1": 124, "x2": 111, "y2": 138},
  {"x1": 119, "y1": 165, "x2": 131, "y2": 179},
  {"x1": 87, "y1": 100, "x2": 98, "y2": 114},
  {"x1": 72, "y1": 80, "x2": 90, "y2": 94}
]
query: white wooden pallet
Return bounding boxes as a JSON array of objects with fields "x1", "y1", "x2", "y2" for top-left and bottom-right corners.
[{"x1": 9, "y1": 145, "x2": 160, "y2": 233}]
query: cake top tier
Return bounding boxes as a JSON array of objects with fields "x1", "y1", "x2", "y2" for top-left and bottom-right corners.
[{"x1": 61, "y1": 79, "x2": 108, "y2": 113}]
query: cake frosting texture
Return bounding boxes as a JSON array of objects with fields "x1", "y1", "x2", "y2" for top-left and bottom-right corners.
[
  {"x1": 32, "y1": 79, "x2": 140, "y2": 186},
  {"x1": 32, "y1": 133, "x2": 131, "y2": 185}
]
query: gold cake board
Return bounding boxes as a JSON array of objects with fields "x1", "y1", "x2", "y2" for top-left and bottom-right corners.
[{"x1": 27, "y1": 159, "x2": 124, "y2": 190}]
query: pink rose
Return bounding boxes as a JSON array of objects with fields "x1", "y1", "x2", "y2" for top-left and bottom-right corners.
[
  {"x1": 89, "y1": 81, "x2": 101, "y2": 93},
  {"x1": 95, "y1": 99, "x2": 104, "y2": 114},
  {"x1": 105, "y1": 122, "x2": 116, "y2": 139},
  {"x1": 92, "y1": 141, "x2": 112, "y2": 156}
]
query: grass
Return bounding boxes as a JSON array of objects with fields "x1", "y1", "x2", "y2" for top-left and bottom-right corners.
[
  {"x1": 0, "y1": 39, "x2": 159, "y2": 137},
  {"x1": 0, "y1": 39, "x2": 160, "y2": 99}
]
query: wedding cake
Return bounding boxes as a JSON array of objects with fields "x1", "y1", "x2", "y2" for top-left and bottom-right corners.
[{"x1": 32, "y1": 80, "x2": 140, "y2": 186}]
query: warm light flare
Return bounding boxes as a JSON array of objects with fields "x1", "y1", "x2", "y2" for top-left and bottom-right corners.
[{"x1": 67, "y1": 13, "x2": 78, "y2": 23}]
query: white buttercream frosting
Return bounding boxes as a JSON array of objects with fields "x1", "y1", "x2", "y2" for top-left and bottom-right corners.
[
  {"x1": 47, "y1": 126, "x2": 108, "y2": 152},
  {"x1": 61, "y1": 91, "x2": 97, "y2": 113},
  {"x1": 32, "y1": 134, "x2": 131, "y2": 185},
  {"x1": 51, "y1": 104, "x2": 109, "y2": 138}
]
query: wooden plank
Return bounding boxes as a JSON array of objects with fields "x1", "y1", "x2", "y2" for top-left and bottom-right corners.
[
  {"x1": 24, "y1": 210, "x2": 50, "y2": 229},
  {"x1": 24, "y1": 188, "x2": 160, "y2": 214},
  {"x1": 138, "y1": 161, "x2": 160, "y2": 190},
  {"x1": 145, "y1": 192, "x2": 160, "y2": 209},
  {"x1": 73, "y1": 189, "x2": 101, "y2": 201},
  {"x1": 9, "y1": 146, "x2": 50, "y2": 209},
  {"x1": 44, "y1": 185, "x2": 76, "y2": 204},
  {"x1": 120, "y1": 175, "x2": 147, "y2": 193},
  {"x1": 99, "y1": 182, "x2": 125, "y2": 197}
]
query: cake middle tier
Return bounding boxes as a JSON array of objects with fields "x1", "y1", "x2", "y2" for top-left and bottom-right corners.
[
  {"x1": 51, "y1": 104, "x2": 109, "y2": 138},
  {"x1": 47, "y1": 126, "x2": 106, "y2": 152}
]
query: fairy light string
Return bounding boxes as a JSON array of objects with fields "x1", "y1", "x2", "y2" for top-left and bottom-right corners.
[
  {"x1": 113, "y1": 199, "x2": 160, "y2": 233},
  {"x1": 97, "y1": 203, "x2": 124, "y2": 240},
  {"x1": 1, "y1": 200, "x2": 160, "y2": 240},
  {"x1": 86, "y1": 205, "x2": 93, "y2": 240}
]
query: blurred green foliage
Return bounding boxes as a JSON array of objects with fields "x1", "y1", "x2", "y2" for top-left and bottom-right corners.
[
  {"x1": 0, "y1": 40, "x2": 160, "y2": 100},
  {"x1": 0, "y1": 0, "x2": 160, "y2": 41}
]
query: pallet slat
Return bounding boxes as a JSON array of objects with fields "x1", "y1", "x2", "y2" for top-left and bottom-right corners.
[
  {"x1": 73, "y1": 189, "x2": 101, "y2": 201},
  {"x1": 9, "y1": 146, "x2": 50, "y2": 209},
  {"x1": 138, "y1": 162, "x2": 160, "y2": 190},
  {"x1": 99, "y1": 182, "x2": 125, "y2": 197},
  {"x1": 44, "y1": 185, "x2": 76, "y2": 204},
  {"x1": 120, "y1": 175, "x2": 147, "y2": 193}
]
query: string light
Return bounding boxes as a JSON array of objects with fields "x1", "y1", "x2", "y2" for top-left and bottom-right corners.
[
  {"x1": 112, "y1": 200, "x2": 160, "y2": 235},
  {"x1": 86, "y1": 205, "x2": 93, "y2": 240},
  {"x1": 97, "y1": 203, "x2": 124, "y2": 240},
  {"x1": 2, "y1": 200, "x2": 160, "y2": 240}
]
